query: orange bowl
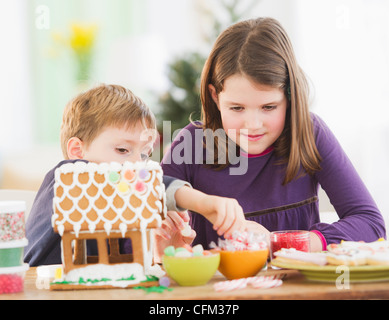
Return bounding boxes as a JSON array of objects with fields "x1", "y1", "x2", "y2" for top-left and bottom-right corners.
[{"x1": 217, "y1": 249, "x2": 269, "y2": 280}]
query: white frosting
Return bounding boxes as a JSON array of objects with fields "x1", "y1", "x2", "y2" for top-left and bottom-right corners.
[
  {"x1": 368, "y1": 252, "x2": 389, "y2": 262},
  {"x1": 51, "y1": 263, "x2": 166, "y2": 288},
  {"x1": 274, "y1": 248, "x2": 328, "y2": 266},
  {"x1": 327, "y1": 240, "x2": 389, "y2": 265},
  {"x1": 145, "y1": 263, "x2": 165, "y2": 278},
  {"x1": 63, "y1": 263, "x2": 146, "y2": 286},
  {"x1": 52, "y1": 160, "x2": 166, "y2": 237},
  {"x1": 326, "y1": 251, "x2": 368, "y2": 263},
  {"x1": 338, "y1": 240, "x2": 389, "y2": 253},
  {"x1": 52, "y1": 160, "x2": 167, "y2": 277},
  {"x1": 276, "y1": 241, "x2": 389, "y2": 267}
]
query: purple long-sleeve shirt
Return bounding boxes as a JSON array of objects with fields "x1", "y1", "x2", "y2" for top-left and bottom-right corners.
[{"x1": 161, "y1": 113, "x2": 386, "y2": 249}]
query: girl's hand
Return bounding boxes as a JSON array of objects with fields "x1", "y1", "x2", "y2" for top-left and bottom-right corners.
[
  {"x1": 153, "y1": 210, "x2": 196, "y2": 264},
  {"x1": 200, "y1": 195, "x2": 246, "y2": 238},
  {"x1": 244, "y1": 220, "x2": 270, "y2": 244},
  {"x1": 174, "y1": 186, "x2": 245, "y2": 239}
]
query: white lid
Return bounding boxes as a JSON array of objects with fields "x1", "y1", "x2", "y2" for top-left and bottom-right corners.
[
  {"x1": 0, "y1": 263, "x2": 29, "y2": 274},
  {"x1": 0, "y1": 238, "x2": 28, "y2": 249},
  {"x1": 0, "y1": 201, "x2": 26, "y2": 214}
]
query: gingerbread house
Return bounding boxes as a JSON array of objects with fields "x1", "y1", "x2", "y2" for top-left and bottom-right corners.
[{"x1": 51, "y1": 160, "x2": 166, "y2": 289}]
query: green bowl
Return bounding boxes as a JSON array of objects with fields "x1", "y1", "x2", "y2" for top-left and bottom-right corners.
[{"x1": 162, "y1": 253, "x2": 220, "y2": 286}]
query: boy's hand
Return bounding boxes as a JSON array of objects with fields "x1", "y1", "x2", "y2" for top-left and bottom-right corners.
[
  {"x1": 200, "y1": 195, "x2": 246, "y2": 238},
  {"x1": 153, "y1": 210, "x2": 196, "y2": 264}
]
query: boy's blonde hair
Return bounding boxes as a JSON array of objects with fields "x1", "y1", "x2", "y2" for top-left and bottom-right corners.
[{"x1": 60, "y1": 84, "x2": 156, "y2": 159}]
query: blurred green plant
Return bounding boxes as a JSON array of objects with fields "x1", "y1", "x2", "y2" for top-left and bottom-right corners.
[
  {"x1": 51, "y1": 22, "x2": 98, "y2": 82},
  {"x1": 158, "y1": 52, "x2": 205, "y2": 132},
  {"x1": 70, "y1": 23, "x2": 98, "y2": 81}
]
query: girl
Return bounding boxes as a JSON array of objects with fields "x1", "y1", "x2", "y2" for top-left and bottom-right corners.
[{"x1": 159, "y1": 17, "x2": 386, "y2": 252}]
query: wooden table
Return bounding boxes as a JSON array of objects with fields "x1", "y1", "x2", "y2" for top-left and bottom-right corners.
[{"x1": 2, "y1": 266, "x2": 389, "y2": 300}]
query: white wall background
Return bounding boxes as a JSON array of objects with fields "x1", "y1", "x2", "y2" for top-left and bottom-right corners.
[
  {"x1": 293, "y1": 0, "x2": 389, "y2": 230},
  {"x1": 0, "y1": 1, "x2": 32, "y2": 152}
]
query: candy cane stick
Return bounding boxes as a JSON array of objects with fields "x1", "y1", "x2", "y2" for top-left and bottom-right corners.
[
  {"x1": 213, "y1": 278, "x2": 249, "y2": 292},
  {"x1": 251, "y1": 278, "x2": 283, "y2": 289},
  {"x1": 214, "y1": 276, "x2": 282, "y2": 292}
]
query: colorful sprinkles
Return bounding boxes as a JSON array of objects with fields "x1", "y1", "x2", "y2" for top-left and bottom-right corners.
[
  {"x1": 0, "y1": 212, "x2": 25, "y2": 242},
  {"x1": 0, "y1": 202, "x2": 28, "y2": 294}
]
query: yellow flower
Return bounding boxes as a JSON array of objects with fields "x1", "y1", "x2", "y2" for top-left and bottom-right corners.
[
  {"x1": 70, "y1": 23, "x2": 98, "y2": 55},
  {"x1": 50, "y1": 22, "x2": 98, "y2": 81}
]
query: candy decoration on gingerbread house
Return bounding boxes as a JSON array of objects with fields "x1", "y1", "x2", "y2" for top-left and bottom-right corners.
[{"x1": 50, "y1": 160, "x2": 166, "y2": 290}]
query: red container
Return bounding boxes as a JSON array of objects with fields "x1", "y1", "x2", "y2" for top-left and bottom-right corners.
[
  {"x1": 0, "y1": 264, "x2": 28, "y2": 294},
  {"x1": 270, "y1": 230, "x2": 310, "y2": 259}
]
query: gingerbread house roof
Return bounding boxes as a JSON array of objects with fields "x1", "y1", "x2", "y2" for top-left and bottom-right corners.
[{"x1": 52, "y1": 161, "x2": 166, "y2": 237}]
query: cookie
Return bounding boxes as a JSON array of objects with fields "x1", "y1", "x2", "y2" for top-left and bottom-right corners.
[{"x1": 273, "y1": 248, "x2": 327, "y2": 266}]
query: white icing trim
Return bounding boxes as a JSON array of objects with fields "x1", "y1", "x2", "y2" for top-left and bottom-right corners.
[
  {"x1": 119, "y1": 223, "x2": 127, "y2": 238},
  {"x1": 52, "y1": 160, "x2": 166, "y2": 237},
  {"x1": 52, "y1": 160, "x2": 167, "y2": 274}
]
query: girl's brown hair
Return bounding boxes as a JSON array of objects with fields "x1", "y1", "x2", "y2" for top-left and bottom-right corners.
[
  {"x1": 60, "y1": 84, "x2": 156, "y2": 159},
  {"x1": 200, "y1": 17, "x2": 321, "y2": 184}
]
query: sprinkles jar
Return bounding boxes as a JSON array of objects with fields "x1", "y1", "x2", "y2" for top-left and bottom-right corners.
[
  {"x1": 0, "y1": 201, "x2": 26, "y2": 242},
  {"x1": 270, "y1": 230, "x2": 310, "y2": 259},
  {"x1": 0, "y1": 264, "x2": 29, "y2": 294},
  {"x1": 0, "y1": 201, "x2": 29, "y2": 294}
]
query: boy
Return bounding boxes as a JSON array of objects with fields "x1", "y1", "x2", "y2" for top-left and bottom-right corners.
[{"x1": 24, "y1": 84, "x2": 245, "y2": 266}]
